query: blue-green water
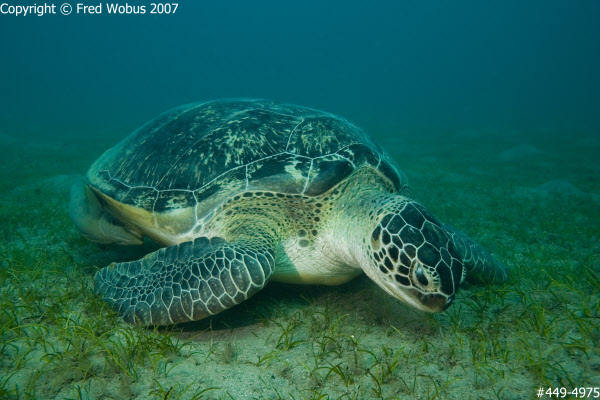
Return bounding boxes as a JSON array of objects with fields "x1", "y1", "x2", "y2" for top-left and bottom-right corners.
[
  {"x1": 2, "y1": 1, "x2": 600, "y2": 135},
  {"x1": 1, "y1": 1, "x2": 599, "y2": 399}
]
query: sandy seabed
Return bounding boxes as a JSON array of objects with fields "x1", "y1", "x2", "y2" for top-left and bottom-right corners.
[{"x1": 1, "y1": 127, "x2": 599, "y2": 400}]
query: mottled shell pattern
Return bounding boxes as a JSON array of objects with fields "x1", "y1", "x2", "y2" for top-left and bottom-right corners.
[{"x1": 88, "y1": 99, "x2": 408, "y2": 231}]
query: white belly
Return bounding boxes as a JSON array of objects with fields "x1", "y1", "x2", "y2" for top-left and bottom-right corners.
[{"x1": 271, "y1": 236, "x2": 362, "y2": 285}]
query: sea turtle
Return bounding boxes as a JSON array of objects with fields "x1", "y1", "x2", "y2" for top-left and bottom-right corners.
[{"x1": 69, "y1": 99, "x2": 508, "y2": 326}]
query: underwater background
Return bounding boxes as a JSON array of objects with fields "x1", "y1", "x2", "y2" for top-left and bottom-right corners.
[{"x1": 1, "y1": 1, "x2": 599, "y2": 399}]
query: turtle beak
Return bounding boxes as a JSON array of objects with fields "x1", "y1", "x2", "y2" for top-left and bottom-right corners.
[
  {"x1": 419, "y1": 293, "x2": 454, "y2": 312},
  {"x1": 379, "y1": 282, "x2": 454, "y2": 313}
]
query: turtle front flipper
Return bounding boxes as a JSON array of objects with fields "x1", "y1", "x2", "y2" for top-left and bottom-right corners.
[
  {"x1": 94, "y1": 236, "x2": 275, "y2": 326},
  {"x1": 442, "y1": 224, "x2": 508, "y2": 284}
]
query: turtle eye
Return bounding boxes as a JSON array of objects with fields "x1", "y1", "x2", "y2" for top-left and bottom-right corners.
[{"x1": 415, "y1": 266, "x2": 429, "y2": 286}]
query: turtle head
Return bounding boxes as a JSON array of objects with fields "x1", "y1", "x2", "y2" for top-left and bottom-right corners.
[{"x1": 367, "y1": 200, "x2": 464, "y2": 313}]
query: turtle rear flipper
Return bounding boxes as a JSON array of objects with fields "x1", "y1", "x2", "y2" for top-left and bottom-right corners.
[
  {"x1": 94, "y1": 236, "x2": 275, "y2": 326},
  {"x1": 442, "y1": 224, "x2": 508, "y2": 284},
  {"x1": 69, "y1": 180, "x2": 142, "y2": 245}
]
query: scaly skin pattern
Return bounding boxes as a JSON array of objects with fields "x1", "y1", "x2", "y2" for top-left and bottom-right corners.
[
  {"x1": 325, "y1": 172, "x2": 465, "y2": 313},
  {"x1": 94, "y1": 173, "x2": 359, "y2": 326},
  {"x1": 95, "y1": 236, "x2": 275, "y2": 326},
  {"x1": 94, "y1": 167, "x2": 507, "y2": 326}
]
